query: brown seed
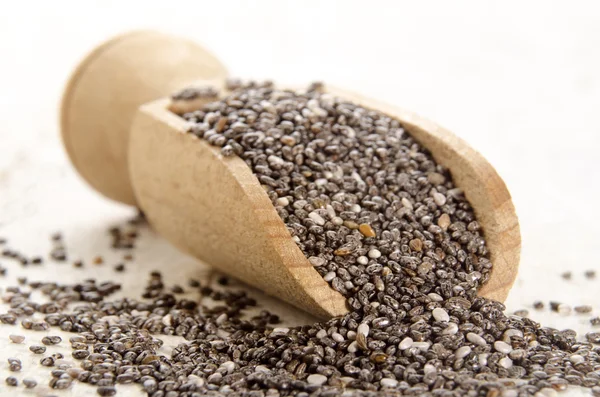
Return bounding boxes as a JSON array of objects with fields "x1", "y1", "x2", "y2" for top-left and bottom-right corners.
[
  {"x1": 437, "y1": 214, "x2": 451, "y2": 230},
  {"x1": 552, "y1": 383, "x2": 568, "y2": 391},
  {"x1": 93, "y1": 256, "x2": 103, "y2": 265},
  {"x1": 334, "y1": 248, "x2": 351, "y2": 256},
  {"x1": 356, "y1": 333, "x2": 368, "y2": 351},
  {"x1": 486, "y1": 389, "x2": 500, "y2": 397},
  {"x1": 215, "y1": 117, "x2": 228, "y2": 132},
  {"x1": 358, "y1": 224, "x2": 376, "y2": 238},
  {"x1": 343, "y1": 221, "x2": 359, "y2": 230},
  {"x1": 409, "y1": 238, "x2": 423, "y2": 252},
  {"x1": 142, "y1": 355, "x2": 160, "y2": 364},
  {"x1": 369, "y1": 351, "x2": 388, "y2": 363}
]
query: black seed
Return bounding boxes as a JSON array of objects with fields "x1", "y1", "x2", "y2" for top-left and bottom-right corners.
[{"x1": 5, "y1": 376, "x2": 18, "y2": 386}]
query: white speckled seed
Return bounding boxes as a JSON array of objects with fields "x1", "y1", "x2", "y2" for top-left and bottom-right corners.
[
  {"x1": 347, "y1": 341, "x2": 358, "y2": 353},
  {"x1": 432, "y1": 308, "x2": 450, "y2": 322},
  {"x1": 428, "y1": 293, "x2": 444, "y2": 302},
  {"x1": 308, "y1": 212, "x2": 325, "y2": 226},
  {"x1": 401, "y1": 197, "x2": 413, "y2": 210},
  {"x1": 399, "y1": 337, "x2": 413, "y2": 350},
  {"x1": 413, "y1": 342, "x2": 430, "y2": 351},
  {"x1": 499, "y1": 357, "x2": 513, "y2": 369},
  {"x1": 220, "y1": 361, "x2": 235, "y2": 374},
  {"x1": 442, "y1": 323, "x2": 458, "y2": 335},
  {"x1": 455, "y1": 346, "x2": 472, "y2": 359},
  {"x1": 478, "y1": 353, "x2": 489, "y2": 366},
  {"x1": 323, "y1": 272, "x2": 336, "y2": 282},
  {"x1": 308, "y1": 256, "x2": 326, "y2": 267},
  {"x1": 357, "y1": 323, "x2": 370, "y2": 337},
  {"x1": 332, "y1": 333, "x2": 344, "y2": 343},
  {"x1": 467, "y1": 332, "x2": 487, "y2": 346},
  {"x1": 569, "y1": 354, "x2": 584, "y2": 364},
  {"x1": 433, "y1": 192, "x2": 447, "y2": 206},
  {"x1": 276, "y1": 197, "x2": 289, "y2": 207},
  {"x1": 368, "y1": 249, "x2": 381, "y2": 259},
  {"x1": 494, "y1": 340, "x2": 512, "y2": 354},
  {"x1": 307, "y1": 374, "x2": 327, "y2": 386},
  {"x1": 380, "y1": 378, "x2": 398, "y2": 388},
  {"x1": 357, "y1": 256, "x2": 369, "y2": 265}
]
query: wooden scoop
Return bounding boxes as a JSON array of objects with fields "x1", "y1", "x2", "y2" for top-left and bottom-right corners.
[{"x1": 60, "y1": 31, "x2": 521, "y2": 319}]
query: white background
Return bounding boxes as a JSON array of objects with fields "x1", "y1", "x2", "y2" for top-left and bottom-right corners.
[{"x1": 0, "y1": 1, "x2": 599, "y2": 396}]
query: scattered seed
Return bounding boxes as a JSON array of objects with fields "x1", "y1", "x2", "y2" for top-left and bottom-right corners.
[
  {"x1": 9, "y1": 334, "x2": 25, "y2": 344},
  {"x1": 29, "y1": 345, "x2": 47, "y2": 354},
  {"x1": 586, "y1": 332, "x2": 600, "y2": 344},
  {"x1": 42, "y1": 336, "x2": 62, "y2": 345},
  {"x1": 574, "y1": 305, "x2": 593, "y2": 314},
  {"x1": 8, "y1": 358, "x2": 21, "y2": 372},
  {"x1": 5, "y1": 376, "x2": 18, "y2": 386},
  {"x1": 114, "y1": 263, "x2": 125, "y2": 272}
]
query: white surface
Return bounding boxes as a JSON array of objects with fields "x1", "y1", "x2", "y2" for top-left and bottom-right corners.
[{"x1": 0, "y1": 1, "x2": 599, "y2": 396}]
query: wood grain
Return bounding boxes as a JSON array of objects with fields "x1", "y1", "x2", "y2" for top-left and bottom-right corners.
[{"x1": 60, "y1": 31, "x2": 228, "y2": 205}]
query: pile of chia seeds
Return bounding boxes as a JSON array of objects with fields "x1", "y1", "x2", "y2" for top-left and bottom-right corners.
[{"x1": 0, "y1": 81, "x2": 598, "y2": 397}]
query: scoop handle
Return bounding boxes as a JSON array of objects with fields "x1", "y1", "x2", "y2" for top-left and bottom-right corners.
[{"x1": 60, "y1": 31, "x2": 228, "y2": 205}]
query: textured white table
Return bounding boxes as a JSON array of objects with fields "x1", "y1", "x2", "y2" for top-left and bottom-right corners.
[{"x1": 0, "y1": 1, "x2": 598, "y2": 396}]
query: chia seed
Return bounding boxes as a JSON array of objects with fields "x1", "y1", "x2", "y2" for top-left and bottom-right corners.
[
  {"x1": 9, "y1": 334, "x2": 25, "y2": 344},
  {"x1": 29, "y1": 344, "x2": 47, "y2": 354},
  {"x1": 42, "y1": 335, "x2": 62, "y2": 345},
  {"x1": 5, "y1": 376, "x2": 18, "y2": 386}
]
